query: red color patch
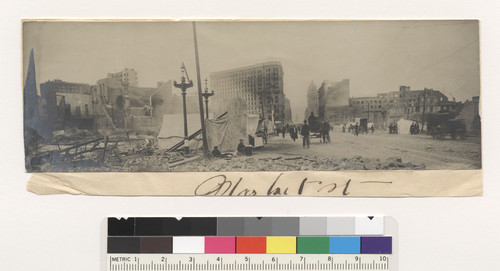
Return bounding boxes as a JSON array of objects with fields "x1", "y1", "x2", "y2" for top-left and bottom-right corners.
[{"x1": 236, "y1": 237, "x2": 267, "y2": 254}]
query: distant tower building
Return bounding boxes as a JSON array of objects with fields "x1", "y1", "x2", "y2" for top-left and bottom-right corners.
[
  {"x1": 305, "y1": 81, "x2": 318, "y2": 119},
  {"x1": 210, "y1": 61, "x2": 287, "y2": 125},
  {"x1": 107, "y1": 68, "x2": 138, "y2": 87}
]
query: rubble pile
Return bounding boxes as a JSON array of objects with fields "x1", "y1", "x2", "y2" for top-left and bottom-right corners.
[{"x1": 172, "y1": 155, "x2": 426, "y2": 172}]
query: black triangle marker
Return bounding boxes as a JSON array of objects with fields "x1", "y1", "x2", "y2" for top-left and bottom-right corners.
[{"x1": 368, "y1": 216, "x2": 374, "y2": 220}]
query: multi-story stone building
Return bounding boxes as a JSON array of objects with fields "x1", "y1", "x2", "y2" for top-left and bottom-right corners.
[
  {"x1": 210, "y1": 61, "x2": 287, "y2": 125},
  {"x1": 107, "y1": 68, "x2": 138, "y2": 87}
]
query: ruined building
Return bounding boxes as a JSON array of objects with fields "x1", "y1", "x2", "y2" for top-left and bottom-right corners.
[
  {"x1": 39, "y1": 80, "x2": 94, "y2": 134},
  {"x1": 210, "y1": 61, "x2": 287, "y2": 125},
  {"x1": 94, "y1": 74, "x2": 173, "y2": 133},
  {"x1": 319, "y1": 79, "x2": 351, "y2": 124},
  {"x1": 107, "y1": 68, "x2": 138, "y2": 87},
  {"x1": 305, "y1": 79, "x2": 351, "y2": 125}
]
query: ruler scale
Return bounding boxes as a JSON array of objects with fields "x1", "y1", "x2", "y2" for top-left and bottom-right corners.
[{"x1": 105, "y1": 217, "x2": 397, "y2": 271}]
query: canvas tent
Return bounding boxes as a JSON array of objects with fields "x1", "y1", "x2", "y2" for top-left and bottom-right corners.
[
  {"x1": 397, "y1": 119, "x2": 414, "y2": 135},
  {"x1": 205, "y1": 114, "x2": 261, "y2": 152},
  {"x1": 157, "y1": 114, "x2": 209, "y2": 150}
]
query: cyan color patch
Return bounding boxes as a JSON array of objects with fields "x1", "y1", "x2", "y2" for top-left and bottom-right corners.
[{"x1": 329, "y1": 236, "x2": 360, "y2": 254}]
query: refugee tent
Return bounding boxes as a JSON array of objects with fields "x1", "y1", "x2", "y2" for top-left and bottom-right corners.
[
  {"x1": 205, "y1": 114, "x2": 261, "y2": 152},
  {"x1": 247, "y1": 115, "x2": 264, "y2": 148},
  {"x1": 397, "y1": 119, "x2": 414, "y2": 135},
  {"x1": 246, "y1": 114, "x2": 260, "y2": 137}
]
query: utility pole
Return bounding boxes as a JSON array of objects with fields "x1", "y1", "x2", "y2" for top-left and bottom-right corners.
[
  {"x1": 192, "y1": 22, "x2": 209, "y2": 154},
  {"x1": 422, "y1": 89, "x2": 427, "y2": 133},
  {"x1": 367, "y1": 101, "x2": 370, "y2": 122}
]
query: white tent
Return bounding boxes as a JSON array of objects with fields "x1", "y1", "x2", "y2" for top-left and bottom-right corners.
[
  {"x1": 158, "y1": 114, "x2": 202, "y2": 139},
  {"x1": 205, "y1": 114, "x2": 261, "y2": 152},
  {"x1": 157, "y1": 113, "x2": 213, "y2": 150},
  {"x1": 397, "y1": 119, "x2": 413, "y2": 135}
]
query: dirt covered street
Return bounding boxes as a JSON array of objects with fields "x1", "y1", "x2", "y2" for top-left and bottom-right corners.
[
  {"x1": 34, "y1": 128, "x2": 481, "y2": 172},
  {"x1": 172, "y1": 131, "x2": 481, "y2": 172},
  {"x1": 264, "y1": 131, "x2": 482, "y2": 170}
]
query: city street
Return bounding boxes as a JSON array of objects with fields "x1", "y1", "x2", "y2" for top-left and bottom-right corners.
[
  {"x1": 262, "y1": 131, "x2": 481, "y2": 170},
  {"x1": 171, "y1": 130, "x2": 481, "y2": 172}
]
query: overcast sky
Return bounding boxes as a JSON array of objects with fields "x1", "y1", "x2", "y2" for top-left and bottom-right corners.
[{"x1": 23, "y1": 20, "x2": 479, "y2": 120}]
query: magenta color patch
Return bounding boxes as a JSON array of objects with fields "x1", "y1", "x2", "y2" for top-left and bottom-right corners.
[{"x1": 205, "y1": 236, "x2": 236, "y2": 253}]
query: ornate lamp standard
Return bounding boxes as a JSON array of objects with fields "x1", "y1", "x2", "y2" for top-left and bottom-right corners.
[
  {"x1": 173, "y1": 69, "x2": 193, "y2": 154},
  {"x1": 201, "y1": 78, "x2": 214, "y2": 119}
]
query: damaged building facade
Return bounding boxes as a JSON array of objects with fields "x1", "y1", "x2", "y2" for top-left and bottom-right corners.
[
  {"x1": 210, "y1": 61, "x2": 289, "y2": 125},
  {"x1": 305, "y1": 79, "x2": 351, "y2": 125},
  {"x1": 93, "y1": 74, "x2": 173, "y2": 133},
  {"x1": 306, "y1": 81, "x2": 481, "y2": 134},
  {"x1": 38, "y1": 68, "x2": 175, "y2": 137},
  {"x1": 39, "y1": 80, "x2": 94, "y2": 137}
]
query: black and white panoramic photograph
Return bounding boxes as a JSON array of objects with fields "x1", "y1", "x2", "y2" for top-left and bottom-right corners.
[{"x1": 23, "y1": 20, "x2": 481, "y2": 172}]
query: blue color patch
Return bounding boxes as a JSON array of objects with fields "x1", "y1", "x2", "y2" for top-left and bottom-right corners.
[{"x1": 329, "y1": 236, "x2": 361, "y2": 254}]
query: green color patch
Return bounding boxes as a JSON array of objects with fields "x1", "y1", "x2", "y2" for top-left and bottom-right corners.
[{"x1": 297, "y1": 237, "x2": 330, "y2": 254}]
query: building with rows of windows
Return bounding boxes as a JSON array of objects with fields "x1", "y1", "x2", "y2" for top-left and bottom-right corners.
[
  {"x1": 210, "y1": 61, "x2": 289, "y2": 125},
  {"x1": 307, "y1": 82, "x2": 466, "y2": 129},
  {"x1": 349, "y1": 86, "x2": 454, "y2": 126}
]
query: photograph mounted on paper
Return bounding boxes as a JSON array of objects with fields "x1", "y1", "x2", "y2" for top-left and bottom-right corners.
[{"x1": 23, "y1": 20, "x2": 481, "y2": 174}]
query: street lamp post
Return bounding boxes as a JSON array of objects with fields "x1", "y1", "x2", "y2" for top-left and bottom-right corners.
[
  {"x1": 201, "y1": 78, "x2": 214, "y2": 119},
  {"x1": 173, "y1": 69, "x2": 193, "y2": 154}
]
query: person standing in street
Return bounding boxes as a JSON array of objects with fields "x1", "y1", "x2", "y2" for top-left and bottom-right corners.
[
  {"x1": 301, "y1": 120, "x2": 311, "y2": 148},
  {"x1": 354, "y1": 122, "x2": 359, "y2": 136},
  {"x1": 290, "y1": 125, "x2": 298, "y2": 142},
  {"x1": 322, "y1": 121, "x2": 331, "y2": 143}
]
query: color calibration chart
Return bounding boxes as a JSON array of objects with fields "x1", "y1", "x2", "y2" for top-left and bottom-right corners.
[{"x1": 106, "y1": 216, "x2": 397, "y2": 271}]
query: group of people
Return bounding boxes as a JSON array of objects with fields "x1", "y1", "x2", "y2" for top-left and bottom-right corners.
[
  {"x1": 211, "y1": 139, "x2": 249, "y2": 158},
  {"x1": 298, "y1": 120, "x2": 332, "y2": 148},
  {"x1": 211, "y1": 119, "x2": 333, "y2": 155},
  {"x1": 410, "y1": 122, "x2": 421, "y2": 135},
  {"x1": 388, "y1": 123, "x2": 399, "y2": 134},
  {"x1": 276, "y1": 124, "x2": 299, "y2": 142}
]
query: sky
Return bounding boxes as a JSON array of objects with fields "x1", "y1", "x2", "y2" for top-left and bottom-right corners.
[{"x1": 23, "y1": 20, "x2": 480, "y2": 121}]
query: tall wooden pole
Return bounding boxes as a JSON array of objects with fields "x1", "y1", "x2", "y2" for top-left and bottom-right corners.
[{"x1": 193, "y1": 22, "x2": 209, "y2": 154}]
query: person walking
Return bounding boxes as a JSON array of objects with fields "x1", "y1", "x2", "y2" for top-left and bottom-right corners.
[
  {"x1": 354, "y1": 122, "x2": 359, "y2": 136},
  {"x1": 301, "y1": 120, "x2": 311, "y2": 148},
  {"x1": 322, "y1": 121, "x2": 331, "y2": 143},
  {"x1": 290, "y1": 125, "x2": 298, "y2": 142}
]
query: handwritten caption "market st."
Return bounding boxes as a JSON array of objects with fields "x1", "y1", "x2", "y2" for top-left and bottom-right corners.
[{"x1": 194, "y1": 173, "x2": 392, "y2": 196}]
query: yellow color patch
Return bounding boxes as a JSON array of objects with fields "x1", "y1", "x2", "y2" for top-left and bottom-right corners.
[{"x1": 266, "y1": 237, "x2": 296, "y2": 254}]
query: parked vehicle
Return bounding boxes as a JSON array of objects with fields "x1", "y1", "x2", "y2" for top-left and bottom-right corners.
[{"x1": 430, "y1": 119, "x2": 467, "y2": 140}]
